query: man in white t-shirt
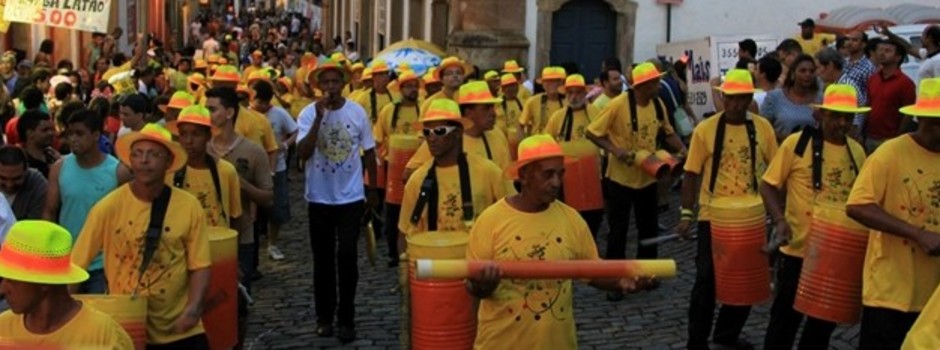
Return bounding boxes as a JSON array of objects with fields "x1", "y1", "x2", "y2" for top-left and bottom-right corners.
[
  {"x1": 296, "y1": 58, "x2": 377, "y2": 344},
  {"x1": 202, "y1": 32, "x2": 220, "y2": 58}
]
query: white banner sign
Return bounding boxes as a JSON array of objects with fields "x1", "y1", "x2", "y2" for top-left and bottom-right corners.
[{"x1": 4, "y1": 0, "x2": 112, "y2": 33}]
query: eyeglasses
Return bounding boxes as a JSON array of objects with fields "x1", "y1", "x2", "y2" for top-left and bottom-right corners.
[{"x1": 422, "y1": 125, "x2": 459, "y2": 138}]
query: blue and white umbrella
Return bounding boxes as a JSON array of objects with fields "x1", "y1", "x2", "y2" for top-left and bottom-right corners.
[{"x1": 374, "y1": 40, "x2": 447, "y2": 76}]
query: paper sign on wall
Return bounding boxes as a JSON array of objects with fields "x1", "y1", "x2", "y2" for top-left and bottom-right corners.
[{"x1": 4, "y1": 0, "x2": 112, "y2": 33}]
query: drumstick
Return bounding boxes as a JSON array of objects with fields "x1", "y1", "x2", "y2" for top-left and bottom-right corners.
[{"x1": 414, "y1": 259, "x2": 677, "y2": 280}]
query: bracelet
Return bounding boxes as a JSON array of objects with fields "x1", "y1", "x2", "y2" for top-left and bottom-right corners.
[{"x1": 680, "y1": 208, "x2": 694, "y2": 217}]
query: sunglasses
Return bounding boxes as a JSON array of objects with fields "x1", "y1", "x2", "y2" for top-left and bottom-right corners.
[{"x1": 422, "y1": 125, "x2": 459, "y2": 137}]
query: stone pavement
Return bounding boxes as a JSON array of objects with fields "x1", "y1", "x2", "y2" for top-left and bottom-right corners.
[{"x1": 243, "y1": 173, "x2": 861, "y2": 349}]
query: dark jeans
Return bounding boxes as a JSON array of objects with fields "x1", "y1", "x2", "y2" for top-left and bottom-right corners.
[
  {"x1": 253, "y1": 212, "x2": 267, "y2": 274},
  {"x1": 763, "y1": 254, "x2": 836, "y2": 350},
  {"x1": 146, "y1": 333, "x2": 209, "y2": 350},
  {"x1": 385, "y1": 203, "x2": 402, "y2": 262},
  {"x1": 308, "y1": 201, "x2": 364, "y2": 327},
  {"x1": 688, "y1": 221, "x2": 752, "y2": 349},
  {"x1": 604, "y1": 181, "x2": 659, "y2": 259},
  {"x1": 860, "y1": 306, "x2": 920, "y2": 350}
]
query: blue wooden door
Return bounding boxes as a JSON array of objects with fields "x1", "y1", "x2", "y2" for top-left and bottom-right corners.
[{"x1": 550, "y1": 0, "x2": 617, "y2": 81}]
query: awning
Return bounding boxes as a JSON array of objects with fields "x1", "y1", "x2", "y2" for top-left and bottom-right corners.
[
  {"x1": 886, "y1": 4, "x2": 940, "y2": 25},
  {"x1": 816, "y1": 6, "x2": 901, "y2": 34}
]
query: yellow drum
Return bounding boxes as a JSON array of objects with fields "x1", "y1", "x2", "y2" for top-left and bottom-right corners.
[
  {"x1": 387, "y1": 135, "x2": 423, "y2": 204},
  {"x1": 406, "y1": 231, "x2": 475, "y2": 350},
  {"x1": 709, "y1": 195, "x2": 770, "y2": 305},
  {"x1": 75, "y1": 294, "x2": 148, "y2": 350},
  {"x1": 560, "y1": 140, "x2": 603, "y2": 211},
  {"x1": 203, "y1": 227, "x2": 239, "y2": 350}
]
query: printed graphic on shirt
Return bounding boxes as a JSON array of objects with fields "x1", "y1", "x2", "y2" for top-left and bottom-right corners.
[
  {"x1": 496, "y1": 229, "x2": 572, "y2": 323},
  {"x1": 316, "y1": 120, "x2": 355, "y2": 172},
  {"x1": 901, "y1": 168, "x2": 940, "y2": 229}
]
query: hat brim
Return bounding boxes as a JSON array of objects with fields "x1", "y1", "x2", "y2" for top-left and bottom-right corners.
[
  {"x1": 116, "y1": 133, "x2": 188, "y2": 173},
  {"x1": 397, "y1": 77, "x2": 425, "y2": 90},
  {"x1": 0, "y1": 263, "x2": 89, "y2": 285},
  {"x1": 168, "y1": 121, "x2": 220, "y2": 137},
  {"x1": 435, "y1": 62, "x2": 474, "y2": 81},
  {"x1": 812, "y1": 104, "x2": 872, "y2": 114},
  {"x1": 632, "y1": 72, "x2": 667, "y2": 87},
  {"x1": 307, "y1": 66, "x2": 351, "y2": 86},
  {"x1": 502, "y1": 67, "x2": 524, "y2": 74},
  {"x1": 712, "y1": 86, "x2": 756, "y2": 95},
  {"x1": 899, "y1": 106, "x2": 940, "y2": 118},
  {"x1": 505, "y1": 154, "x2": 566, "y2": 180},
  {"x1": 460, "y1": 97, "x2": 504, "y2": 105}
]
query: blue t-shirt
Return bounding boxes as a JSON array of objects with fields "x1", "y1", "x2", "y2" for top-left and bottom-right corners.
[
  {"x1": 760, "y1": 89, "x2": 821, "y2": 139},
  {"x1": 59, "y1": 154, "x2": 119, "y2": 271}
]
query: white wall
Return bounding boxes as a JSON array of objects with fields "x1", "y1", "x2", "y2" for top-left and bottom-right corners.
[{"x1": 633, "y1": 0, "x2": 939, "y2": 62}]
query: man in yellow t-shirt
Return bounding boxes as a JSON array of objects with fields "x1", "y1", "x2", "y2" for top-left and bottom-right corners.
[
  {"x1": 793, "y1": 19, "x2": 836, "y2": 56},
  {"x1": 466, "y1": 134, "x2": 651, "y2": 350},
  {"x1": 845, "y1": 78, "x2": 940, "y2": 349},
  {"x1": 354, "y1": 59, "x2": 395, "y2": 126},
  {"x1": 406, "y1": 81, "x2": 514, "y2": 173},
  {"x1": 167, "y1": 105, "x2": 243, "y2": 228},
  {"x1": 498, "y1": 73, "x2": 524, "y2": 142},
  {"x1": 501, "y1": 60, "x2": 533, "y2": 102},
  {"x1": 0, "y1": 221, "x2": 133, "y2": 349},
  {"x1": 420, "y1": 57, "x2": 471, "y2": 118},
  {"x1": 760, "y1": 84, "x2": 868, "y2": 350},
  {"x1": 376, "y1": 71, "x2": 423, "y2": 266},
  {"x1": 398, "y1": 99, "x2": 514, "y2": 249},
  {"x1": 422, "y1": 67, "x2": 444, "y2": 99},
  {"x1": 72, "y1": 123, "x2": 212, "y2": 347},
  {"x1": 593, "y1": 66, "x2": 624, "y2": 111},
  {"x1": 518, "y1": 66, "x2": 566, "y2": 139},
  {"x1": 586, "y1": 63, "x2": 686, "y2": 301},
  {"x1": 677, "y1": 69, "x2": 778, "y2": 350}
]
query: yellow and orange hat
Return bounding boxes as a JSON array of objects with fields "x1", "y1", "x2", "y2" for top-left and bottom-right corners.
[
  {"x1": 435, "y1": 56, "x2": 473, "y2": 81},
  {"x1": 236, "y1": 84, "x2": 251, "y2": 96},
  {"x1": 506, "y1": 134, "x2": 565, "y2": 180},
  {"x1": 307, "y1": 58, "x2": 351, "y2": 85},
  {"x1": 170, "y1": 105, "x2": 218, "y2": 136},
  {"x1": 416, "y1": 98, "x2": 473, "y2": 130},
  {"x1": 277, "y1": 77, "x2": 293, "y2": 91},
  {"x1": 300, "y1": 52, "x2": 318, "y2": 69},
  {"x1": 370, "y1": 59, "x2": 391, "y2": 74},
  {"x1": 252, "y1": 50, "x2": 263, "y2": 59},
  {"x1": 502, "y1": 60, "x2": 525, "y2": 74},
  {"x1": 423, "y1": 68, "x2": 441, "y2": 85},
  {"x1": 484, "y1": 70, "x2": 499, "y2": 81},
  {"x1": 458, "y1": 81, "x2": 503, "y2": 105},
  {"x1": 813, "y1": 84, "x2": 871, "y2": 114},
  {"x1": 500, "y1": 73, "x2": 519, "y2": 87},
  {"x1": 330, "y1": 52, "x2": 349, "y2": 66},
  {"x1": 115, "y1": 123, "x2": 188, "y2": 173},
  {"x1": 0, "y1": 221, "x2": 89, "y2": 284},
  {"x1": 194, "y1": 58, "x2": 208, "y2": 70},
  {"x1": 350, "y1": 62, "x2": 366, "y2": 73},
  {"x1": 713, "y1": 68, "x2": 755, "y2": 95},
  {"x1": 168, "y1": 91, "x2": 195, "y2": 110},
  {"x1": 560, "y1": 74, "x2": 586, "y2": 93},
  {"x1": 187, "y1": 73, "x2": 206, "y2": 87},
  {"x1": 361, "y1": 67, "x2": 374, "y2": 82},
  {"x1": 631, "y1": 62, "x2": 666, "y2": 87},
  {"x1": 207, "y1": 53, "x2": 221, "y2": 64},
  {"x1": 210, "y1": 65, "x2": 241, "y2": 83},
  {"x1": 537, "y1": 66, "x2": 566, "y2": 83},
  {"x1": 247, "y1": 70, "x2": 272, "y2": 85},
  {"x1": 396, "y1": 70, "x2": 424, "y2": 90},
  {"x1": 900, "y1": 78, "x2": 940, "y2": 117}
]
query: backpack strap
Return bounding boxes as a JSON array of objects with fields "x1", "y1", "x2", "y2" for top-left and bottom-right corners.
[
  {"x1": 708, "y1": 114, "x2": 758, "y2": 194},
  {"x1": 409, "y1": 153, "x2": 474, "y2": 230},
  {"x1": 173, "y1": 155, "x2": 227, "y2": 221},
  {"x1": 560, "y1": 107, "x2": 574, "y2": 142},
  {"x1": 135, "y1": 185, "x2": 172, "y2": 296}
]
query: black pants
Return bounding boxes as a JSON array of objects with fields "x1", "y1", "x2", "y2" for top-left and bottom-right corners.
[
  {"x1": 860, "y1": 306, "x2": 920, "y2": 350},
  {"x1": 147, "y1": 333, "x2": 209, "y2": 350},
  {"x1": 385, "y1": 203, "x2": 402, "y2": 262},
  {"x1": 580, "y1": 209, "x2": 604, "y2": 239},
  {"x1": 308, "y1": 201, "x2": 364, "y2": 327},
  {"x1": 688, "y1": 221, "x2": 752, "y2": 349},
  {"x1": 604, "y1": 181, "x2": 659, "y2": 259},
  {"x1": 252, "y1": 211, "x2": 267, "y2": 274},
  {"x1": 763, "y1": 254, "x2": 836, "y2": 350},
  {"x1": 365, "y1": 188, "x2": 386, "y2": 238}
]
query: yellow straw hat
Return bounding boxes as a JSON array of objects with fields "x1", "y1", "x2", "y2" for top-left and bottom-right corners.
[
  {"x1": 458, "y1": 81, "x2": 503, "y2": 105},
  {"x1": 812, "y1": 84, "x2": 871, "y2": 114},
  {"x1": 713, "y1": 68, "x2": 756, "y2": 95},
  {"x1": 115, "y1": 123, "x2": 188, "y2": 173},
  {"x1": 506, "y1": 134, "x2": 566, "y2": 180},
  {"x1": 415, "y1": 98, "x2": 473, "y2": 130},
  {"x1": 0, "y1": 221, "x2": 90, "y2": 284},
  {"x1": 502, "y1": 60, "x2": 525, "y2": 74},
  {"x1": 396, "y1": 70, "x2": 424, "y2": 90},
  {"x1": 435, "y1": 56, "x2": 473, "y2": 81},
  {"x1": 900, "y1": 78, "x2": 940, "y2": 117},
  {"x1": 306, "y1": 58, "x2": 351, "y2": 85},
  {"x1": 631, "y1": 62, "x2": 667, "y2": 87},
  {"x1": 536, "y1": 66, "x2": 566, "y2": 84}
]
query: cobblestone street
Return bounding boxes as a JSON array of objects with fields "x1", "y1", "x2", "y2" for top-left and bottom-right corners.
[{"x1": 243, "y1": 173, "x2": 861, "y2": 349}]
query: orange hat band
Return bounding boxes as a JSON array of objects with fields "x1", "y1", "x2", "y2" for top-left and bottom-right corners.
[
  {"x1": 424, "y1": 109, "x2": 461, "y2": 121},
  {"x1": 822, "y1": 94, "x2": 861, "y2": 107},
  {"x1": 460, "y1": 91, "x2": 497, "y2": 104},
  {"x1": 913, "y1": 96, "x2": 940, "y2": 109},
  {"x1": 214, "y1": 72, "x2": 240, "y2": 81},
  {"x1": 634, "y1": 71, "x2": 661, "y2": 84},
  {"x1": 721, "y1": 81, "x2": 754, "y2": 92},
  {"x1": 542, "y1": 74, "x2": 565, "y2": 81},
  {"x1": 519, "y1": 143, "x2": 563, "y2": 161},
  {"x1": 0, "y1": 245, "x2": 71, "y2": 274}
]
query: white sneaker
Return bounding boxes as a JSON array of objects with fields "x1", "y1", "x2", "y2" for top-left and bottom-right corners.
[{"x1": 268, "y1": 245, "x2": 285, "y2": 260}]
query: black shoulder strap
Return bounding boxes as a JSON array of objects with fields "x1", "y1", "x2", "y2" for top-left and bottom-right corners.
[
  {"x1": 709, "y1": 115, "x2": 758, "y2": 194},
  {"x1": 138, "y1": 186, "x2": 172, "y2": 290},
  {"x1": 539, "y1": 94, "x2": 548, "y2": 132},
  {"x1": 481, "y1": 133, "x2": 493, "y2": 160},
  {"x1": 628, "y1": 90, "x2": 639, "y2": 133},
  {"x1": 409, "y1": 154, "x2": 474, "y2": 230},
  {"x1": 172, "y1": 155, "x2": 227, "y2": 221},
  {"x1": 369, "y1": 89, "x2": 378, "y2": 123},
  {"x1": 653, "y1": 97, "x2": 665, "y2": 122},
  {"x1": 560, "y1": 107, "x2": 574, "y2": 142},
  {"x1": 794, "y1": 127, "x2": 860, "y2": 191},
  {"x1": 391, "y1": 102, "x2": 401, "y2": 131}
]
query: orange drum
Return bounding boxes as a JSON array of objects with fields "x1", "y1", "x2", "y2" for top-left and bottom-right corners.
[
  {"x1": 794, "y1": 204, "x2": 869, "y2": 324},
  {"x1": 406, "y1": 232, "x2": 475, "y2": 350},
  {"x1": 560, "y1": 140, "x2": 604, "y2": 211},
  {"x1": 74, "y1": 294, "x2": 148, "y2": 350},
  {"x1": 203, "y1": 227, "x2": 239, "y2": 350},
  {"x1": 709, "y1": 195, "x2": 771, "y2": 306},
  {"x1": 654, "y1": 150, "x2": 682, "y2": 177},
  {"x1": 635, "y1": 150, "x2": 669, "y2": 179},
  {"x1": 0, "y1": 339, "x2": 60, "y2": 350},
  {"x1": 387, "y1": 135, "x2": 423, "y2": 204}
]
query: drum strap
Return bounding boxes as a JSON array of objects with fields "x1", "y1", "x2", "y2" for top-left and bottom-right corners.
[
  {"x1": 794, "y1": 126, "x2": 860, "y2": 191},
  {"x1": 409, "y1": 153, "x2": 473, "y2": 230},
  {"x1": 173, "y1": 154, "x2": 226, "y2": 221},
  {"x1": 391, "y1": 101, "x2": 420, "y2": 132},
  {"x1": 709, "y1": 114, "x2": 758, "y2": 194},
  {"x1": 369, "y1": 89, "x2": 391, "y2": 123},
  {"x1": 627, "y1": 90, "x2": 666, "y2": 148},
  {"x1": 481, "y1": 133, "x2": 493, "y2": 160},
  {"x1": 538, "y1": 94, "x2": 564, "y2": 133},
  {"x1": 559, "y1": 106, "x2": 591, "y2": 142},
  {"x1": 136, "y1": 185, "x2": 172, "y2": 296}
]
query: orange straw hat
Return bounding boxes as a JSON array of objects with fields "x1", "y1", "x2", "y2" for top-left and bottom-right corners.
[
  {"x1": 812, "y1": 84, "x2": 871, "y2": 114},
  {"x1": 506, "y1": 134, "x2": 566, "y2": 180},
  {"x1": 536, "y1": 66, "x2": 566, "y2": 83},
  {"x1": 361, "y1": 67, "x2": 374, "y2": 82},
  {"x1": 247, "y1": 70, "x2": 272, "y2": 85},
  {"x1": 631, "y1": 62, "x2": 667, "y2": 87},
  {"x1": 396, "y1": 70, "x2": 424, "y2": 90},
  {"x1": 435, "y1": 56, "x2": 473, "y2": 81},
  {"x1": 0, "y1": 221, "x2": 89, "y2": 284},
  {"x1": 207, "y1": 53, "x2": 221, "y2": 64},
  {"x1": 350, "y1": 62, "x2": 366, "y2": 73},
  {"x1": 236, "y1": 84, "x2": 251, "y2": 96},
  {"x1": 900, "y1": 78, "x2": 940, "y2": 117},
  {"x1": 484, "y1": 70, "x2": 500, "y2": 81},
  {"x1": 502, "y1": 60, "x2": 525, "y2": 74},
  {"x1": 115, "y1": 123, "x2": 188, "y2": 173},
  {"x1": 713, "y1": 68, "x2": 756, "y2": 95},
  {"x1": 559, "y1": 74, "x2": 587, "y2": 94},
  {"x1": 415, "y1": 98, "x2": 473, "y2": 130},
  {"x1": 458, "y1": 81, "x2": 503, "y2": 105},
  {"x1": 423, "y1": 68, "x2": 441, "y2": 85},
  {"x1": 188, "y1": 73, "x2": 206, "y2": 86},
  {"x1": 500, "y1": 73, "x2": 519, "y2": 87},
  {"x1": 170, "y1": 105, "x2": 217, "y2": 136},
  {"x1": 307, "y1": 58, "x2": 351, "y2": 85},
  {"x1": 210, "y1": 65, "x2": 241, "y2": 83},
  {"x1": 330, "y1": 52, "x2": 350, "y2": 68},
  {"x1": 300, "y1": 52, "x2": 318, "y2": 69},
  {"x1": 167, "y1": 91, "x2": 195, "y2": 110},
  {"x1": 370, "y1": 59, "x2": 391, "y2": 74},
  {"x1": 194, "y1": 58, "x2": 208, "y2": 70}
]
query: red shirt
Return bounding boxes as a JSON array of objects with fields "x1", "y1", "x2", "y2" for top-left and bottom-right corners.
[{"x1": 867, "y1": 69, "x2": 916, "y2": 140}]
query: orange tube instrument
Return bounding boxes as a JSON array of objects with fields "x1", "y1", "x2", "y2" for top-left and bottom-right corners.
[{"x1": 414, "y1": 259, "x2": 676, "y2": 280}]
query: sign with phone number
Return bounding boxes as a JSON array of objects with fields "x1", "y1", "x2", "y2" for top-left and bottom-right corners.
[{"x1": 3, "y1": 0, "x2": 111, "y2": 33}]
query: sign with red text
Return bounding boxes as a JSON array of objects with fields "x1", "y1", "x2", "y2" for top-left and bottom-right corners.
[{"x1": 4, "y1": 0, "x2": 111, "y2": 33}]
